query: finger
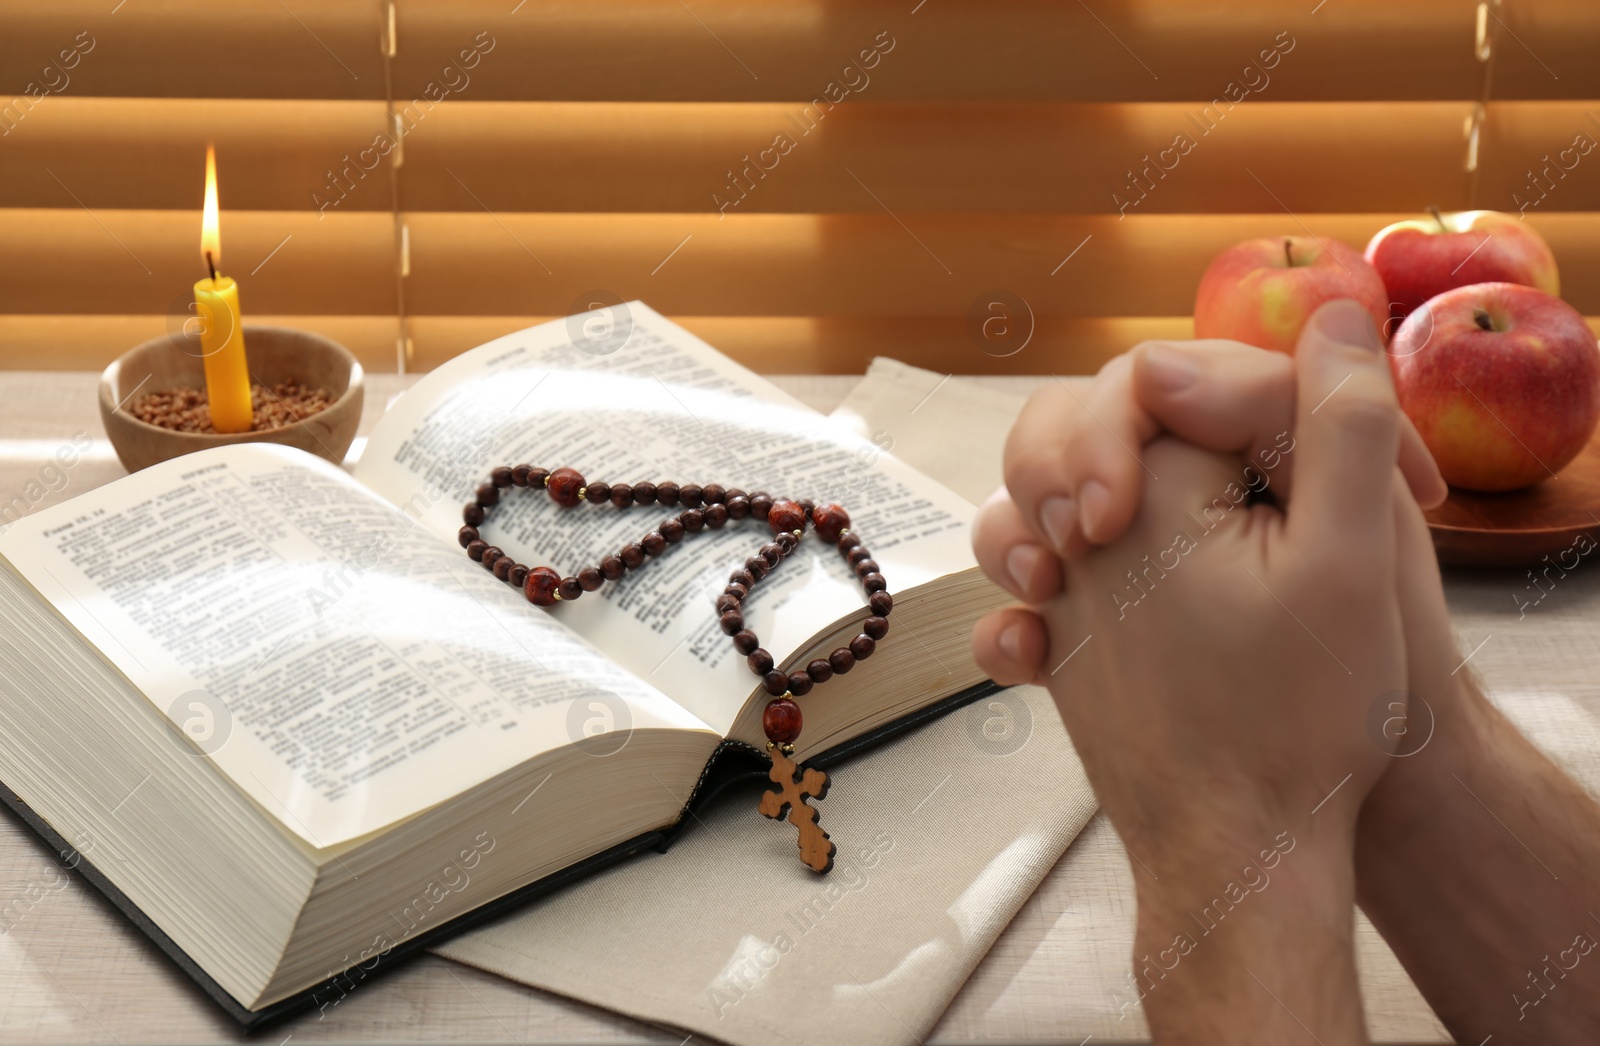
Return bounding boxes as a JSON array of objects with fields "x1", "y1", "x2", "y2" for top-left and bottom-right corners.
[
  {"x1": 971, "y1": 605, "x2": 1051, "y2": 687},
  {"x1": 1287, "y1": 299, "x2": 1403, "y2": 554},
  {"x1": 1396, "y1": 413, "x2": 1449, "y2": 510},
  {"x1": 971, "y1": 487, "x2": 1066, "y2": 604},
  {"x1": 1392, "y1": 470, "x2": 1459, "y2": 688},
  {"x1": 1131, "y1": 339, "x2": 1299, "y2": 499},
  {"x1": 1129, "y1": 339, "x2": 1448, "y2": 510},
  {"x1": 1002, "y1": 358, "x2": 1159, "y2": 555}
]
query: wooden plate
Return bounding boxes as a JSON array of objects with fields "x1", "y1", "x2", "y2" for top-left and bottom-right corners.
[{"x1": 1427, "y1": 426, "x2": 1600, "y2": 567}]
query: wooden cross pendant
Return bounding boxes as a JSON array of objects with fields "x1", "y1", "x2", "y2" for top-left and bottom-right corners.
[{"x1": 757, "y1": 746, "x2": 836, "y2": 874}]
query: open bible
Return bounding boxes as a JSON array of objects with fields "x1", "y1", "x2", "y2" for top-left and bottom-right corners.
[{"x1": 0, "y1": 304, "x2": 1008, "y2": 1027}]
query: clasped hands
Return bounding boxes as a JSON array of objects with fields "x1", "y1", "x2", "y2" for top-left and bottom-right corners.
[{"x1": 971, "y1": 300, "x2": 1600, "y2": 1042}]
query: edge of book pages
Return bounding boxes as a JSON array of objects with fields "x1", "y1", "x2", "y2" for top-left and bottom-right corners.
[{"x1": 0, "y1": 677, "x2": 1005, "y2": 1030}]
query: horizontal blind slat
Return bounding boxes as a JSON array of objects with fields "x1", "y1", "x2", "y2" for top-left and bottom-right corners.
[
  {"x1": 0, "y1": 99, "x2": 392, "y2": 212},
  {"x1": 0, "y1": 210, "x2": 397, "y2": 315},
  {"x1": 0, "y1": 315, "x2": 399, "y2": 371},
  {"x1": 400, "y1": 211, "x2": 1600, "y2": 318},
  {"x1": 8, "y1": 98, "x2": 1596, "y2": 216},
  {"x1": 9, "y1": 210, "x2": 1598, "y2": 318},
  {"x1": 4, "y1": 1, "x2": 1594, "y2": 102},
  {"x1": 9, "y1": 313, "x2": 1600, "y2": 376}
]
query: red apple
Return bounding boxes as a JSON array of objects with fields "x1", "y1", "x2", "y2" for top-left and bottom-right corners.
[
  {"x1": 1194, "y1": 236, "x2": 1388, "y2": 355},
  {"x1": 1389, "y1": 282, "x2": 1600, "y2": 492},
  {"x1": 1365, "y1": 209, "x2": 1559, "y2": 325}
]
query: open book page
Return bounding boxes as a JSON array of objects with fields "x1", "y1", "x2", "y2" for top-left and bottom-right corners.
[
  {"x1": 0, "y1": 443, "x2": 712, "y2": 848},
  {"x1": 354, "y1": 303, "x2": 978, "y2": 734}
]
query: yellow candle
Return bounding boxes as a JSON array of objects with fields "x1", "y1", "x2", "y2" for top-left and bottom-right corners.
[{"x1": 194, "y1": 145, "x2": 252, "y2": 434}]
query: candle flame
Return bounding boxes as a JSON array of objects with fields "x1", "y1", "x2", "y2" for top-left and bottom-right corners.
[{"x1": 200, "y1": 144, "x2": 220, "y2": 274}]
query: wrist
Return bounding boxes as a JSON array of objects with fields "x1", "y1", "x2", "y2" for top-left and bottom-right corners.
[
  {"x1": 1357, "y1": 672, "x2": 1493, "y2": 852},
  {"x1": 1129, "y1": 824, "x2": 1365, "y2": 1043}
]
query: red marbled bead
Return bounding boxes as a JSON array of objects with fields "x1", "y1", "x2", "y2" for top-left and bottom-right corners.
[
  {"x1": 768, "y1": 498, "x2": 806, "y2": 535},
  {"x1": 524, "y1": 566, "x2": 562, "y2": 606},
  {"x1": 547, "y1": 467, "x2": 585, "y2": 507},
  {"x1": 811, "y1": 503, "x2": 850, "y2": 543},
  {"x1": 763, "y1": 697, "x2": 802, "y2": 744}
]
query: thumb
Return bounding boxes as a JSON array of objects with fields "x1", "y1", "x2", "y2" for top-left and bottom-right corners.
[{"x1": 1286, "y1": 299, "x2": 1403, "y2": 554}]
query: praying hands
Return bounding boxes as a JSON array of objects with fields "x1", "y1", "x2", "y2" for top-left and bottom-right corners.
[{"x1": 972, "y1": 301, "x2": 1600, "y2": 1044}]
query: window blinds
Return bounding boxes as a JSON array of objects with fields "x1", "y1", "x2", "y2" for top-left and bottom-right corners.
[{"x1": 1, "y1": 0, "x2": 1595, "y2": 373}]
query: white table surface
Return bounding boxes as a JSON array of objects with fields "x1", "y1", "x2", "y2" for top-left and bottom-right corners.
[{"x1": 3, "y1": 371, "x2": 1594, "y2": 1045}]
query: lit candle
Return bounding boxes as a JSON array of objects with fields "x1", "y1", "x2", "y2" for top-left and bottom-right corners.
[{"x1": 193, "y1": 145, "x2": 253, "y2": 434}]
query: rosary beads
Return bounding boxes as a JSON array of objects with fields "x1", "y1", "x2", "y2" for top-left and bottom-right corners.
[{"x1": 459, "y1": 463, "x2": 892, "y2": 873}]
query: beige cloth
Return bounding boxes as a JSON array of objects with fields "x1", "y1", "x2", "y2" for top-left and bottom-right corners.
[{"x1": 434, "y1": 360, "x2": 1100, "y2": 1046}]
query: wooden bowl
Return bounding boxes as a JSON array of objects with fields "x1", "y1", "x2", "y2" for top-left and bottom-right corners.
[
  {"x1": 1426, "y1": 424, "x2": 1600, "y2": 567},
  {"x1": 99, "y1": 325, "x2": 364, "y2": 473}
]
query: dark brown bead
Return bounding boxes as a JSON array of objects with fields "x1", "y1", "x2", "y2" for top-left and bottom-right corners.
[
  {"x1": 829, "y1": 647, "x2": 855, "y2": 674},
  {"x1": 704, "y1": 503, "x2": 729, "y2": 529},
  {"x1": 863, "y1": 615, "x2": 889, "y2": 640},
  {"x1": 807, "y1": 658, "x2": 834, "y2": 684},
  {"x1": 508, "y1": 564, "x2": 529, "y2": 589},
  {"x1": 716, "y1": 593, "x2": 741, "y2": 615},
  {"x1": 679, "y1": 483, "x2": 703, "y2": 507},
  {"x1": 870, "y1": 590, "x2": 893, "y2": 615},
  {"x1": 745, "y1": 557, "x2": 768, "y2": 580},
  {"x1": 511, "y1": 464, "x2": 533, "y2": 487},
  {"x1": 558, "y1": 576, "x2": 583, "y2": 601},
  {"x1": 775, "y1": 531, "x2": 798, "y2": 553},
  {"x1": 728, "y1": 568, "x2": 754, "y2": 589},
  {"x1": 764, "y1": 670, "x2": 791, "y2": 697},
  {"x1": 528, "y1": 467, "x2": 551, "y2": 489},
  {"x1": 797, "y1": 499, "x2": 815, "y2": 518},
  {"x1": 610, "y1": 482, "x2": 633, "y2": 508},
  {"x1": 719, "y1": 610, "x2": 744, "y2": 635},
  {"x1": 481, "y1": 546, "x2": 504, "y2": 569},
  {"x1": 861, "y1": 572, "x2": 887, "y2": 592},
  {"x1": 725, "y1": 582, "x2": 748, "y2": 601},
  {"x1": 492, "y1": 556, "x2": 514, "y2": 581},
  {"x1": 633, "y1": 481, "x2": 657, "y2": 505},
  {"x1": 586, "y1": 481, "x2": 611, "y2": 504},
  {"x1": 750, "y1": 493, "x2": 773, "y2": 520},
  {"x1": 620, "y1": 543, "x2": 645, "y2": 568},
  {"x1": 476, "y1": 482, "x2": 500, "y2": 507},
  {"x1": 849, "y1": 634, "x2": 876, "y2": 660},
  {"x1": 525, "y1": 566, "x2": 561, "y2": 606},
  {"x1": 848, "y1": 546, "x2": 872, "y2": 566},
  {"x1": 748, "y1": 648, "x2": 775, "y2": 675},
  {"x1": 656, "y1": 481, "x2": 680, "y2": 506},
  {"x1": 811, "y1": 503, "x2": 850, "y2": 543},
  {"x1": 838, "y1": 532, "x2": 862, "y2": 553},
  {"x1": 854, "y1": 558, "x2": 879, "y2": 578},
  {"x1": 466, "y1": 539, "x2": 488, "y2": 561},
  {"x1": 726, "y1": 495, "x2": 751, "y2": 520},
  {"x1": 726, "y1": 488, "x2": 747, "y2": 502},
  {"x1": 763, "y1": 697, "x2": 802, "y2": 744},
  {"x1": 491, "y1": 466, "x2": 514, "y2": 488},
  {"x1": 759, "y1": 543, "x2": 784, "y2": 566},
  {"x1": 547, "y1": 467, "x2": 585, "y2": 507},
  {"x1": 733, "y1": 629, "x2": 760, "y2": 655},
  {"x1": 680, "y1": 508, "x2": 705, "y2": 532},
  {"x1": 642, "y1": 531, "x2": 666, "y2": 556},
  {"x1": 578, "y1": 566, "x2": 604, "y2": 591},
  {"x1": 767, "y1": 499, "x2": 806, "y2": 535},
  {"x1": 787, "y1": 671, "x2": 813, "y2": 697},
  {"x1": 600, "y1": 555, "x2": 625, "y2": 581},
  {"x1": 660, "y1": 518, "x2": 685, "y2": 543},
  {"x1": 458, "y1": 525, "x2": 479, "y2": 549},
  {"x1": 463, "y1": 502, "x2": 485, "y2": 526},
  {"x1": 702, "y1": 483, "x2": 727, "y2": 505}
]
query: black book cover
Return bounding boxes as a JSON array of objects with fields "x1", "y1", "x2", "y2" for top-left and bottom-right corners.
[{"x1": 0, "y1": 677, "x2": 1003, "y2": 1032}]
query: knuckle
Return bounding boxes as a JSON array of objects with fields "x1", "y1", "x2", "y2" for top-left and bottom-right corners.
[{"x1": 1321, "y1": 391, "x2": 1399, "y2": 442}]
